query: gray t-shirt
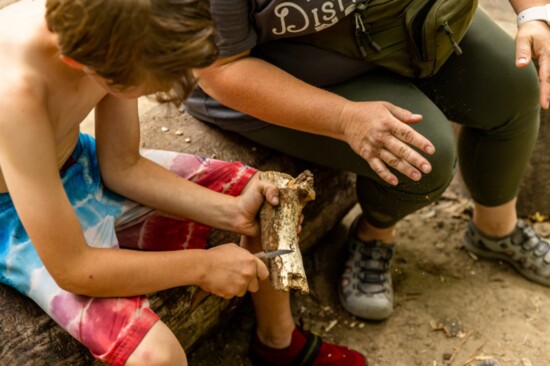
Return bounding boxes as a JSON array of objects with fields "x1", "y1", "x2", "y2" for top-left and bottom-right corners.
[
  {"x1": 213, "y1": 0, "x2": 357, "y2": 56},
  {"x1": 185, "y1": 0, "x2": 374, "y2": 132}
]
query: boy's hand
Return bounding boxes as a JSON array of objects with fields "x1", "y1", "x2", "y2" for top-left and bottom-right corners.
[
  {"x1": 200, "y1": 244, "x2": 269, "y2": 299},
  {"x1": 233, "y1": 173, "x2": 279, "y2": 237}
]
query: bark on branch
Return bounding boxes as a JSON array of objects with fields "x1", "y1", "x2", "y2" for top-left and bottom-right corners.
[{"x1": 259, "y1": 170, "x2": 315, "y2": 294}]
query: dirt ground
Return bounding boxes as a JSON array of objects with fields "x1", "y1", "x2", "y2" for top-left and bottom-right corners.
[
  {"x1": 2, "y1": 1, "x2": 547, "y2": 365},
  {"x1": 188, "y1": 179, "x2": 550, "y2": 366},
  {"x1": 189, "y1": 2, "x2": 550, "y2": 366}
]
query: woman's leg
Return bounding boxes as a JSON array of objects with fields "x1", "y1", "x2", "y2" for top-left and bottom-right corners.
[
  {"x1": 417, "y1": 9, "x2": 540, "y2": 212},
  {"x1": 241, "y1": 69, "x2": 457, "y2": 320},
  {"x1": 241, "y1": 69, "x2": 457, "y2": 229},
  {"x1": 415, "y1": 10, "x2": 549, "y2": 285}
]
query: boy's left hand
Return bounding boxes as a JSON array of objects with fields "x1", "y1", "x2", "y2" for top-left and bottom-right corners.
[{"x1": 233, "y1": 173, "x2": 279, "y2": 237}]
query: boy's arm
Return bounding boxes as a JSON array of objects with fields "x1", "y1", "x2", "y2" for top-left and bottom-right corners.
[
  {"x1": 0, "y1": 88, "x2": 266, "y2": 298},
  {"x1": 94, "y1": 95, "x2": 269, "y2": 236}
]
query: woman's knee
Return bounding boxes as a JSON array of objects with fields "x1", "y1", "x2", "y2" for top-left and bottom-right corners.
[
  {"x1": 422, "y1": 135, "x2": 457, "y2": 191},
  {"x1": 126, "y1": 322, "x2": 187, "y2": 366}
]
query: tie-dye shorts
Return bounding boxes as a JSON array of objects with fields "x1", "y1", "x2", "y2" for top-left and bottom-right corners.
[{"x1": 0, "y1": 133, "x2": 256, "y2": 365}]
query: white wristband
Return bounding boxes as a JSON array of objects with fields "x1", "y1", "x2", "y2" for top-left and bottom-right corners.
[{"x1": 517, "y1": 4, "x2": 550, "y2": 26}]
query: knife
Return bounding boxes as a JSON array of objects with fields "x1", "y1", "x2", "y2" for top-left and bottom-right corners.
[{"x1": 254, "y1": 249, "x2": 294, "y2": 259}]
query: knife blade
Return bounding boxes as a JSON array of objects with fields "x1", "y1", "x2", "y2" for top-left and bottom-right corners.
[{"x1": 254, "y1": 249, "x2": 294, "y2": 259}]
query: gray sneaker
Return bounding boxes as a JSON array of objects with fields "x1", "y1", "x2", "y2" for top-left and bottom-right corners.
[
  {"x1": 338, "y1": 216, "x2": 395, "y2": 321},
  {"x1": 463, "y1": 219, "x2": 550, "y2": 286}
]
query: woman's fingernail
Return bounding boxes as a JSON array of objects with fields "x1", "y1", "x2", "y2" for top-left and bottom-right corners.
[
  {"x1": 518, "y1": 57, "x2": 528, "y2": 65},
  {"x1": 421, "y1": 163, "x2": 431, "y2": 173}
]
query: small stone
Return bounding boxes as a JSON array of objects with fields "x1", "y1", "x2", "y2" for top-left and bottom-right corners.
[
  {"x1": 325, "y1": 319, "x2": 338, "y2": 332},
  {"x1": 161, "y1": 127, "x2": 169, "y2": 132},
  {"x1": 521, "y1": 358, "x2": 533, "y2": 366},
  {"x1": 184, "y1": 137, "x2": 191, "y2": 143},
  {"x1": 175, "y1": 130, "x2": 184, "y2": 136},
  {"x1": 475, "y1": 359, "x2": 500, "y2": 366}
]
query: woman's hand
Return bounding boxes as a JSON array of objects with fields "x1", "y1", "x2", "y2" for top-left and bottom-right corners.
[
  {"x1": 515, "y1": 20, "x2": 550, "y2": 109},
  {"x1": 339, "y1": 100, "x2": 435, "y2": 185}
]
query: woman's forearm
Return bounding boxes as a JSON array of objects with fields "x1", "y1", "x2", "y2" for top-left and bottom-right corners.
[
  {"x1": 196, "y1": 56, "x2": 349, "y2": 141},
  {"x1": 509, "y1": 0, "x2": 550, "y2": 13}
]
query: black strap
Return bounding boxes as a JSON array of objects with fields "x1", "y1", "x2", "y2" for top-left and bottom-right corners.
[{"x1": 291, "y1": 331, "x2": 323, "y2": 366}]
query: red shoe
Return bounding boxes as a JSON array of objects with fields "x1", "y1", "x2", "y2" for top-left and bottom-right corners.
[{"x1": 249, "y1": 325, "x2": 367, "y2": 366}]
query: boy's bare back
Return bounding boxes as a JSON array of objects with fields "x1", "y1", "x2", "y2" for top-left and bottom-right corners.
[{"x1": 0, "y1": 0, "x2": 107, "y2": 192}]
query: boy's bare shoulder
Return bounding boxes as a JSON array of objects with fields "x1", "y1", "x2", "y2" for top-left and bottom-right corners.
[{"x1": 0, "y1": 0, "x2": 48, "y2": 116}]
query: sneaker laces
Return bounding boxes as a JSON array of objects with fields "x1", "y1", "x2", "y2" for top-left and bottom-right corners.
[{"x1": 355, "y1": 242, "x2": 394, "y2": 295}]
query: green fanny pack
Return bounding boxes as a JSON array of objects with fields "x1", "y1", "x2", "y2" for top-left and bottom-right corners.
[
  {"x1": 301, "y1": 0, "x2": 479, "y2": 79},
  {"x1": 352, "y1": 0, "x2": 479, "y2": 78}
]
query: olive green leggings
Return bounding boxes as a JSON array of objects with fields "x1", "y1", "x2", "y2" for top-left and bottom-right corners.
[{"x1": 241, "y1": 10, "x2": 540, "y2": 228}]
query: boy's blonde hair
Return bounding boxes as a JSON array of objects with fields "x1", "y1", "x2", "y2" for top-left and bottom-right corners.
[{"x1": 46, "y1": 0, "x2": 218, "y2": 103}]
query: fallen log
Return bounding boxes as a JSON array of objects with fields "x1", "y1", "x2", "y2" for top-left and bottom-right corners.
[{"x1": 0, "y1": 104, "x2": 357, "y2": 365}]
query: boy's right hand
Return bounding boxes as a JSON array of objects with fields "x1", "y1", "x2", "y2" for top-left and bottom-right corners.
[{"x1": 200, "y1": 244, "x2": 269, "y2": 299}]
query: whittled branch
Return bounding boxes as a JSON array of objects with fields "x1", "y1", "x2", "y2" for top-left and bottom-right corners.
[{"x1": 259, "y1": 170, "x2": 315, "y2": 294}]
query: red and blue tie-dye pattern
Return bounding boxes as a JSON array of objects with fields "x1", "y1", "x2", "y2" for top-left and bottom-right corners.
[
  {"x1": 115, "y1": 151, "x2": 254, "y2": 251},
  {"x1": 1, "y1": 134, "x2": 255, "y2": 366}
]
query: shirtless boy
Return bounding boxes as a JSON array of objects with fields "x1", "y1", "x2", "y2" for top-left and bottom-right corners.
[{"x1": 0, "y1": 0, "x2": 365, "y2": 365}]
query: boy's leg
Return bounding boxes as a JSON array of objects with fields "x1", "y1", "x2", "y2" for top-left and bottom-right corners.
[
  {"x1": 0, "y1": 134, "x2": 172, "y2": 366},
  {"x1": 133, "y1": 150, "x2": 366, "y2": 364},
  {"x1": 0, "y1": 136, "x2": 256, "y2": 365},
  {"x1": 244, "y1": 235, "x2": 366, "y2": 365},
  {"x1": 126, "y1": 321, "x2": 187, "y2": 366},
  {"x1": 0, "y1": 195, "x2": 171, "y2": 366},
  {"x1": 115, "y1": 149, "x2": 256, "y2": 251}
]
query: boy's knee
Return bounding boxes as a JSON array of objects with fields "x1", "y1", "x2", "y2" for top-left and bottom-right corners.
[{"x1": 125, "y1": 322, "x2": 187, "y2": 366}]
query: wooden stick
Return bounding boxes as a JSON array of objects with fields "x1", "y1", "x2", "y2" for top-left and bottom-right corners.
[{"x1": 259, "y1": 170, "x2": 315, "y2": 294}]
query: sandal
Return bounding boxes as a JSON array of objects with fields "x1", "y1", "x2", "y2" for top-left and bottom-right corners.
[
  {"x1": 338, "y1": 215, "x2": 395, "y2": 320},
  {"x1": 249, "y1": 324, "x2": 367, "y2": 366}
]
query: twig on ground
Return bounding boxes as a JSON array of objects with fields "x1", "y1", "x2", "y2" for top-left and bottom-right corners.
[
  {"x1": 447, "y1": 330, "x2": 473, "y2": 365},
  {"x1": 461, "y1": 341, "x2": 489, "y2": 366}
]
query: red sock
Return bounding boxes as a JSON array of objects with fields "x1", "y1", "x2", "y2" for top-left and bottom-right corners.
[
  {"x1": 249, "y1": 327, "x2": 307, "y2": 366},
  {"x1": 249, "y1": 325, "x2": 367, "y2": 366}
]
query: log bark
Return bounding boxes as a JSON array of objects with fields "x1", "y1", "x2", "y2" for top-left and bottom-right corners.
[
  {"x1": 0, "y1": 104, "x2": 357, "y2": 365},
  {"x1": 260, "y1": 170, "x2": 315, "y2": 294}
]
